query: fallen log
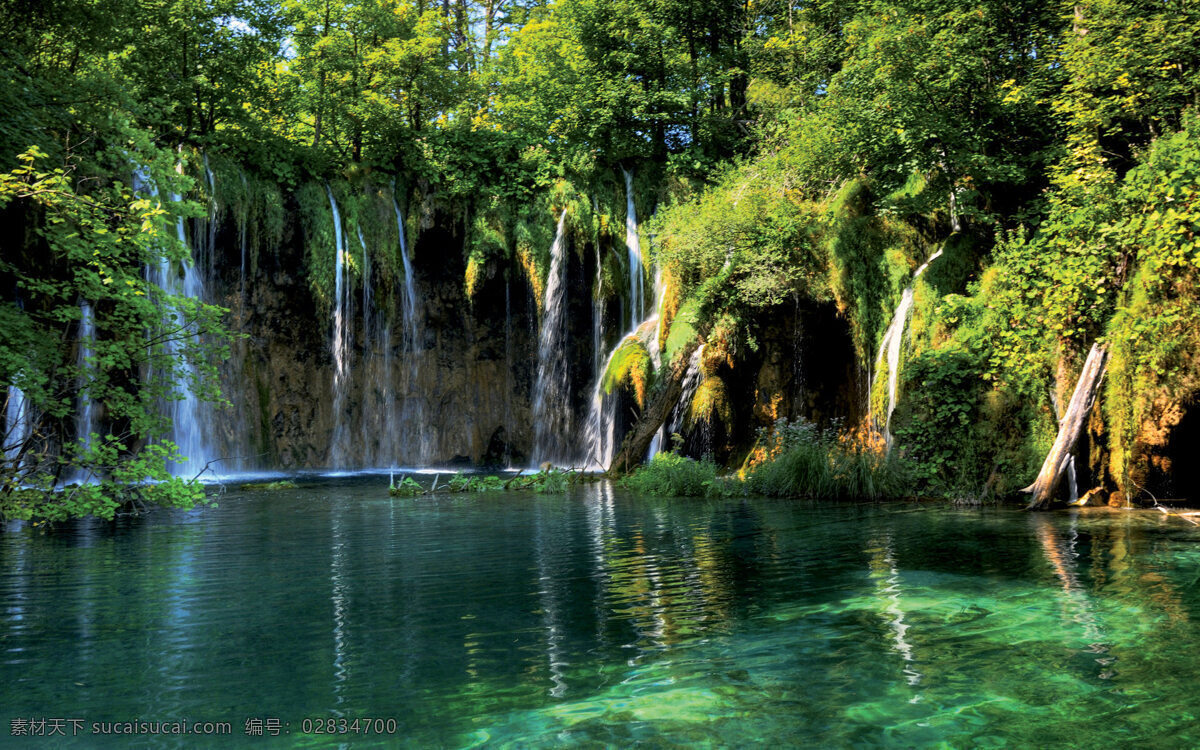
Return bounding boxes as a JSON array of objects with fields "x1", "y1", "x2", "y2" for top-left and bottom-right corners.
[
  {"x1": 1024, "y1": 342, "x2": 1109, "y2": 510},
  {"x1": 608, "y1": 340, "x2": 701, "y2": 476}
]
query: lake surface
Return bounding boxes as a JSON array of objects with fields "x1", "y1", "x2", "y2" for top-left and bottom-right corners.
[{"x1": 3, "y1": 479, "x2": 1200, "y2": 747}]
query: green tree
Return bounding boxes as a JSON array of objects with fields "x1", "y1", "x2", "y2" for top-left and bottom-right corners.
[{"x1": 0, "y1": 141, "x2": 229, "y2": 522}]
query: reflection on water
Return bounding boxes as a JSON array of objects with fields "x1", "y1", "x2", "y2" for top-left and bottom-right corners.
[
  {"x1": 866, "y1": 532, "x2": 923, "y2": 689},
  {"x1": 2, "y1": 486, "x2": 1200, "y2": 746}
]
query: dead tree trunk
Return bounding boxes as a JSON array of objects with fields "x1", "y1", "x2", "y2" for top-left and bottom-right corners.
[
  {"x1": 1024, "y1": 342, "x2": 1109, "y2": 510},
  {"x1": 608, "y1": 341, "x2": 701, "y2": 476}
]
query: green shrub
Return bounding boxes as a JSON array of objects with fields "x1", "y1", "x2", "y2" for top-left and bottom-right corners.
[
  {"x1": 623, "y1": 452, "x2": 722, "y2": 497},
  {"x1": 534, "y1": 469, "x2": 568, "y2": 494}
]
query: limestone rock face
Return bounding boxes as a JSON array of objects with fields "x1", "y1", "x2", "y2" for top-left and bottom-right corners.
[
  {"x1": 1129, "y1": 396, "x2": 1200, "y2": 501},
  {"x1": 203, "y1": 204, "x2": 544, "y2": 470}
]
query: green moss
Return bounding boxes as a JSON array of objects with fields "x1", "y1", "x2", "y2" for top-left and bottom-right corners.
[
  {"x1": 689, "y1": 376, "x2": 732, "y2": 430},
  {"x1": 240, "y1": 480, "x2": 298, "y2": 491},
  {"x1": 923, "y1": 232, "x2": 983, "y2": 297},
  {"x1": 296, "y1": 181, "x2": 339, "y2": 313},
  {"x1": 1105, "y1": 263, "x2": 1200, "y2": 495},
  {"x1": 603, "y1": 337, "x2": 652, "y2": 407},
  {"x1": 206, "y1": 155, "x2": 284, "y2": 271},
  {"x1": 664, "y1": 295, "x2": 702, "y2": 365},
  {"x1": 822, "y1": 176, "x2": 938, "y2": 367}
]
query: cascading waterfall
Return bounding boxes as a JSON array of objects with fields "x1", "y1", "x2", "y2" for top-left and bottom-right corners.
[
  {"x1": 392, "y1": 183, "x2": 419, "y2": 346},
  {"x1": 74, "y1": 301, "x2": 97, "y2": 473},
  {"x1": 592, "y1": 196, "x2": 604, "y2": 378},
  {"x1": 622, "y1": 167, "x2": 643, "y2": 326},
  {"x1": 4, "y1": 384, "x2": 30, "y2": 464},
  {"x1": 584, "y1": 169, "x2": 659, "y2": 470},
  {"x1": 357, "y1": 227, "x2": 373, "y2": 346},
  {"x1": 645, "y1": 257, "x2": 670, "y2": 458},
  {"x1": 391, "y1": 183, "x2": 427, "y2": 465},
  {"x1": 326, "y1": 185, "x2": 352, "y2": 467},
  {"x1": 582, "y1": 348, "x2": 620, "y2": 471},
  {"x1": 355, "y1": 225, "x2": 381, "y2": 463},
  {"x1": 504, "y1": 281, "x2": 514, "y2": 467},
  {"x1": 872, "y1": 246, "x2": 945, "y2": 449},
  {"x1": 137, "y1": 164, "x2": 216, "y2": 477},
  {"x1": 649, "y1": 344, "x2": 705, "y2": 459},
  {"x1": 532, "y1": 211, "x2": 571, "y2": 465},
  {"x1": 238, "y1": 171, "x2": 249, "y2": 308},
  {"x1": 202, "y1": 155, "x2": 218, "y2": 274}
]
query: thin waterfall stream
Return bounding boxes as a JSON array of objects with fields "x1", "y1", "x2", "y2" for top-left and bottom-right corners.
[
  {"x1": 326, "y1": 185, "x2": 352, "y2": 467},
  {"x1": 532, "y1": 211, "x2": 571, "y2": 465},
  {"x1": 72, "y1": 301, "x2": 97, "y2": 480},
  {"x1": 872, "y1": 245, "x2": 945, "y2": 449}
]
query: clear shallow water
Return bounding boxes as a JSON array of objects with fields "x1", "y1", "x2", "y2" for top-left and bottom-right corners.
[{"x1": 3, "y1": 482, "x2": 1200, "y2": 748}]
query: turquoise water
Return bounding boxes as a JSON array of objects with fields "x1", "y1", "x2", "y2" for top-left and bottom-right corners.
[{"x1": 3, "y1": 481, "x2": 1200, "y2": 747}]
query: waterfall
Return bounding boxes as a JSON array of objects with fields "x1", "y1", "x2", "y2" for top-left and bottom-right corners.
[
  {"x1": 872, "y1": 246, "x2": 945, "y2": 449},
  {"x1": 592, "y1": 196, "x2": 604, "y2": 378},
  {"x1": 4, "y1": 385, "x2": 30, "y2": 464},
  {"x1": 326, "y1": 185, "x2": 352, "y2": 467},
  {"x1": 356, "y1": 225, "x2": 381, "y2": 464},
  {"x1": 584, "y1": 170, "x2": 659, "y2": 470},
  {"x1": 391, "y1": 182, "x2": 427, "y2": 465},
  {"x1": 357, "y1": 226, "x2": 373, "y2": 345},
  {"x1": 74, "y1": 301, "x2": 97, "y2": 475},
  {"x1": 135, "y1": 164, "x2": 216, "y2": 477},
  {"x1": 532, "y1": 211, "x2": 571, "y2": 465},
  {"x1": 648, "y1": 344, "x2": 705, "y2": 460},
  {"x1": 622, "y1": 168, "x2": 643, "y2": 327},
  {"x1": 238, "y1": 171, "x2": 249, "y2": 307},
  {"x1": 392, "y1": 181, "x2": 418, "y2": 347},
  {"x1": 202, "y1": 155, "x2": 217, "y2": 273},
  {"x1": 504, "y1": 280, "x2": 514, "y2": 467},
  {"x1": 582, "y1": 347, "x2": 620, "y2": 471}
]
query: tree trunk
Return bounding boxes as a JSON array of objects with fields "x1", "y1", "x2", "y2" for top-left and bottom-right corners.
[
  {"x1": 608, "y1": 340, "x2": 701, "y2": 476},
  {"x1": 1024, "y1": 342, "x2": 1109, "y2": 509}
]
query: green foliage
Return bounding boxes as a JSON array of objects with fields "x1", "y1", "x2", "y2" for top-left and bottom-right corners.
[
  {"x1": 1102, "y1": 121, "x2": 1200, "y2": 491},
  {"x1": 922, "y1": 233, "x2": 983, "y2": 298},
  {"x1": 662, "y1": 295, "x2": 701, "y2": 365},
  {"x1": 447, "y1": 473, "x2": 507, "y2": 492},
  {"x1": 893, "y1": 346, "x2": 1002, "y2": 499},
  {"x1": 534, "y1": 469, "x2": 568, "y2": 495},
  {"x1": 654, "y1": 155, "x2": 825, "y2": 319},
  {"x1": 622, "y1": 452, "x2": 723, "y2": 498},
  {"x1": 388, "y1": 475, "x2": 424, "y2": 496},
  {"x1": 0, "y1": 144, "x2": 228, "y2": 522},
  {"x1": 209, "y1": 155, "x2": 287, "y2": 271},
  {"x1": 822, "y1": 179, "x2": 927, "y2": 361},
  {"x1": 389, "y1": 469, "x2": 573, "y2": 496},
  {"x1": 689, "y1": 376, "x2": 733, "y2": 431},
  {"x1": 1, "y1": 0, "x2": 1197, "y2": 509},
  {"x1": 1, "y1": 443, "x2": 212, "y2": 523}
]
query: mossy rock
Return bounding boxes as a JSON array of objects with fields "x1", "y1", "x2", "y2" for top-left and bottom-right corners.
[
  {"x1": 603, "y1": 337, "x2": 652, "y2": 407},
  {"x1": 239, "y1": 480, "x2": 298, "y2": 491}
]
